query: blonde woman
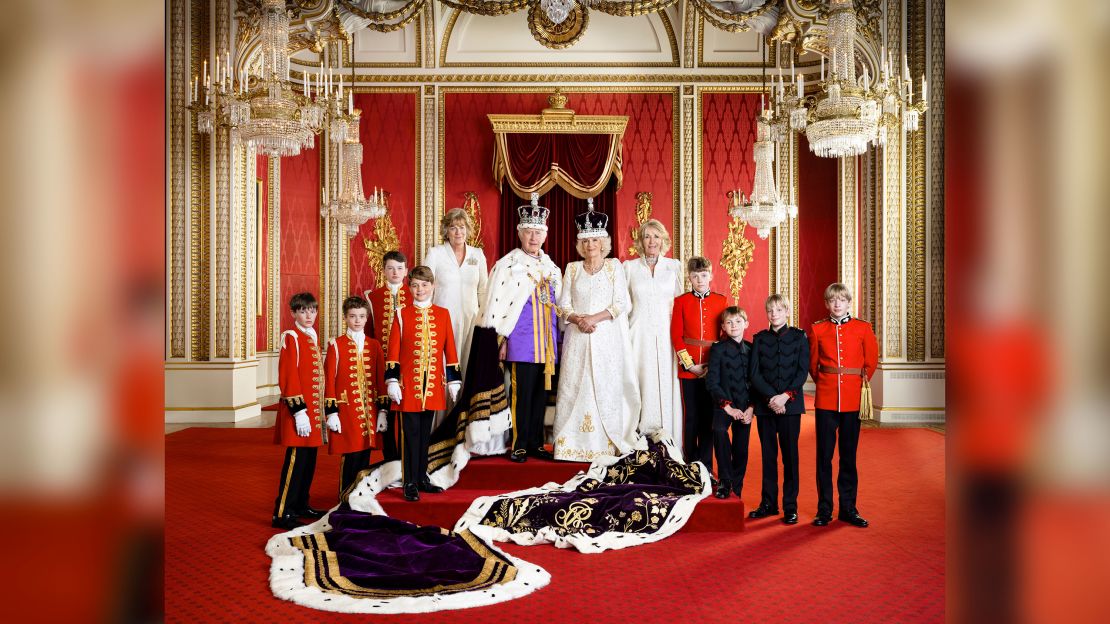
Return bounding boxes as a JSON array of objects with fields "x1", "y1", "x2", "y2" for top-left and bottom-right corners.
[
  {"x1": 421, "y1": 207, "x2": 489, "y2": 380},
  {"x1": 552, "y1": 202, "x2": 642, "y2": 462},
  {"x1": 622, "y1": 219, "x2": 684, "y2": 447}
]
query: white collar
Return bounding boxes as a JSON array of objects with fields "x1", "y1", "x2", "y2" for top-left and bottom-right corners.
[
  {"x1": 295, "y1": 323, "x2": 317, "y2": 343},
  {"x1": 413, "y1": 298, "x2": 432, "y2": 309},
  {"x1": 386, "y1": 281, "x2": 402, "y2": 294},
  {"x1": 346, "y1": 328, "x2": 365, "y2": 348}
]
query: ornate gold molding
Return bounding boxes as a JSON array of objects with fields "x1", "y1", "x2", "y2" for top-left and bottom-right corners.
[
  {"x1": 721, "y1": 216, "x2": 756, "y2": 303},
  {"x1": 929, "y1": 0, "x2": 945, "y2": 359},
  {"x1": 462, "y1": 191, "x2": 485, "y2": 248},
  {"x1": 439, "y1": 7, "x2": 679, "y2": 68},
  {"x1": 881, "y1": 0, "x2": 903, "y2": 358},
  {"x1": 696, "y1": 15, "x2": 780, "y2": 68},
  {"x1": 838, "y1": 156, "x2": 858, "y2": 301},
  {"x1": 266, "y1": 157, "x2": 281, "y2": 353},
  {"x1": 170, "y1": 0, "x2": 186, "y2": 359},
  {"x1": 190, "y1": 0, "x2": 211, "y2": 361},
  {"x1": 485, "y1": 86, "x2": 628, "y2": 135},
  {"x1": 362, "y1": 196, "x2": 402, "y2": 289},
  {"x1": 627, "y1": 191, "x2": 653, "y2": 256},
  {"x1": 906, "y1": 0, "x2": 926, "y2": 362}
]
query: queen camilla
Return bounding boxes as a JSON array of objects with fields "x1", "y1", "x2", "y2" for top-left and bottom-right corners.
[{"x1": 551, "y1": 199, "x2": 643, "y2": 462}]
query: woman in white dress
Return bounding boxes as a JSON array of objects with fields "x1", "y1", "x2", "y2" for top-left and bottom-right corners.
[
  {"x1": 421, "y1": 207, "x2": 489, "y2": 380},
  {"x1": 552, "y1": 202, "x2": 642, "y2": 462},
  {"x1": 622, "y1": 219, "x2": 684, "y2": 446}
]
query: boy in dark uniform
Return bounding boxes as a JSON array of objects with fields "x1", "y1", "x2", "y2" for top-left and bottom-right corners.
[
  {"x1": 705, "y1": 307, "x2": 755, "y2": 499},
  {"x1": 748, "y1": 294, "x2": 809, "y2": 525}
]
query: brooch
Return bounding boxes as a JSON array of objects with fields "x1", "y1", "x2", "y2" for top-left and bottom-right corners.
[{"x1": 466, "y1": 257, "x2": 478, "y2": 266}]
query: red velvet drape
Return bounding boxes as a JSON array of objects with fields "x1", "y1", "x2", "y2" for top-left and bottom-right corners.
[
  {"x1": 503, "y1": 133, "x2": 615, "y2": 196},
  {"x1": 499, "y1": 179, "x2": 618, "y2": 270}
]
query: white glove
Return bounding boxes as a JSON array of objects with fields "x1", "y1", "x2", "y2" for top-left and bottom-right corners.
[
  {"x1": 387, "y1": 380, "x2": 403, "y2": 404},
  {"x1": 293, "y1": 410, "x2": 311, "y2": 437},
  {"x1": 376, "y1": 409, "x2": 388, "y2": 432},
  {"x1": 447, "y1": 381, "x2": 461, "y2": 403},
  {"x1": 326, "y1": 413, "x2": 341, "y2": 433}
]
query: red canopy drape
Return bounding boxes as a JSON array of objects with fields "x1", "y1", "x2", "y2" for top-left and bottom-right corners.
[{"x1": 493, "y1": 132, "x2": 623, "y2": 199}]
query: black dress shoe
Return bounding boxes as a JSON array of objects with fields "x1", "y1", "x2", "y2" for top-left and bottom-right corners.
[
  {"x1": 294, "y1": 506, "x2": 326, "y2": 520},
  {"x1": 403, "y1": 484, "x2": 420, "y2": 502},
  {"x1": 812, "y1": 514, "x2": 832, "y2": 526},
  {"x1": 529, "y1": 448, "x2": 555, "y2": 461},
  {"x1": 782, "y1": 513, "x2": 799, "y2": 525},
  {"x1": 748, "y1": 505, "x2": 779, "y2": 519},
  {"x1": 271, "y1": 514, "x2": 304, "y2": 530},
  {"x1": 418, "y1": 481, "x2": 444, "y2": 494},
  {"x1": 838, "y1": 510, "x2": 870, "y2": 528},
  {"x1": 714, "y1": 481, "x2": 732, "y2": 499},
  {"x1": 509, "y1": 450, "x2": 528, "y2": 463}
]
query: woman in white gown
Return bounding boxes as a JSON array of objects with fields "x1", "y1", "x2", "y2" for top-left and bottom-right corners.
[
  {"x1": 421, "y1": 207, "x2": 489, "y2": 380},
  {"x1": 552, "y1": 201, "x2": 642, "y2": 462},
  {"x1": 622, "y1": 219, "x2": 684, "y2": 446}
]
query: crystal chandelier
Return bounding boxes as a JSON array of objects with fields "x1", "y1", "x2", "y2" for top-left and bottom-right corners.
[
  {"x1": 540, "y1": 0, "x2": 576, "y2": 24},
  {"x1": 321, "y1": 108, "x2": 385, "y2": 238},
  {"x1": 187, "y1": 0, "x2": 321, "y2": 157},
  {"x1": 776, "y1": 0, "x2": 928, "y2": 158},
  {"x1": 729, "y1": 113, "x2": 793, "y2": 239}
]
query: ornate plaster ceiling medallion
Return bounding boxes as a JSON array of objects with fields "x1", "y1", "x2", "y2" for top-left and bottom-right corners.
[{"x1": 529, "y1": 1, "x2": 589, "y2": 49}]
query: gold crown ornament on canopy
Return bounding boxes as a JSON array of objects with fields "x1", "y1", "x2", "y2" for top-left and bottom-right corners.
[
  {"x1": 517, "y1": 192, "x2": 551, "y2": 231},
  {"x1": 575, "y1": 197, "x2": 609, "y2": 239}
]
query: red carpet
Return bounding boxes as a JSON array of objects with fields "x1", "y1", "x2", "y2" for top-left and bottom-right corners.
[{"x1": 167, "y1": 419, "x2": 944, "y2": 623}]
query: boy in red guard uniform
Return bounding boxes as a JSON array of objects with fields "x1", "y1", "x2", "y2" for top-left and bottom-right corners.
[
  {"x1": 272, "y1": 292, "x2": 326, "y2": 530},
  {"x1": 363, "y1": 250, "x2": 410, "y2": 461},
  {"x1": 385, "y1": 266, "x2": 462, "y2": 502},
  {"x1": 808, "y1": 282, "x2": 878, "y2": 528},
  {"x1": 670, "y1": 256, "x2": 729, "y2": 470},
  {"x1": 323, "y1": 296, "x2": 388, "y2": 499}
]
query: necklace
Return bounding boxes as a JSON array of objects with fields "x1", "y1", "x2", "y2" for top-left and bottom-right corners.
[
  {"x1": 644, "y1": 255, "x2": 659, "y2": 266},
  {"x1": 583, "y1": 260, "x2": 604, "y2": 274}
]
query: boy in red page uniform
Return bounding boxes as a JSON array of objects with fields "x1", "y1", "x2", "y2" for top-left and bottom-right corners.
[
  {"x1": 808, "y1": 282, "x2": 878, "y2": 528},
  {"x1": 670, "y1": 256, "x2": 728, "y2": 471},
  {"x1": 385, "y1": 266, "x2": 462, "y2": 502},
  {"x1": 363, "y1": 250, "x2": 410, "y2": 461},
  {"x1": 272, "y1": 292, "x2": 326, "y2": 530},
  {"x1": 323, "y1": 296, "x2": 387, "y2": 499}
]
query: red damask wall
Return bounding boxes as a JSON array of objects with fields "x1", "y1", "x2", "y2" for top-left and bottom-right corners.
[
  {"x1": 797, "y1": 136, "x2": 839, "y2": 327},
  {"x1": 256, "y1": 154, "x2": 269, "y2": 351},
  {"x1": 280, "y1": 143, "x2": 321, "y2": 333},
  {"x1": 349, "y1": 91, "x2": 418, "y2": 294},
  {"x1": 700, "y1": 92, "x2": 769, "y2": 340},
  {"x1": 443, "y1": 91, "x2": 675, "y2": 266}
]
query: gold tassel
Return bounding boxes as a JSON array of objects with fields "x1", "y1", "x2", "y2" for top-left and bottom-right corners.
[{"x1": 858, "y1": 376, "x2": 873, "y2": 421}]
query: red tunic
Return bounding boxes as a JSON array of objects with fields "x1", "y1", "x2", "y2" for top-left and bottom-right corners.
[
  {"x1": 323, "y1": 333, "x2": 386, "y2": 455},
  {"x1": 385, "y1": 303, "x2": 461, "y2": 412},
  {"x1": 808, "y1": 317, "x2": 879, "y2": 412},
  {"x1": 364, "y1": 284, "x2": 411, "y2": 353},
  {"x1": 670, "y1": 291, "x2": 729, "y2": 380},
  {"x1": 274, "y1": 328, "x2": 325, "y2": 447}
]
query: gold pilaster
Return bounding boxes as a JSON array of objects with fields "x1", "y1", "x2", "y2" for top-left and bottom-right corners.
[
  {"x1": 169, "y1": 0, "x2": 187, "y2": 360},
  {"x1": 838, "y1": 156, "x2": 858, "y2": 299},
  {"x1": 420, "y1": 88, "x2": 436, "y2": 261},
  {"x1": 266, "y1": 157, "x2": 281, "y2": 353},
  {"x1": 880, "y1": 0, "x2": 904, "y2": 359},
  {"x1": 190, "y1": 0, "x2": 210, "y2": 361},
  {"x1": 679, "y1": 85, "x2": 698, "y2": 261},
  {"x1": 928, "y1": 0, "x2": 945, "y2": 359},
  {"x1": 905, "y1": 0, "x2": 927, "y2": 362}
]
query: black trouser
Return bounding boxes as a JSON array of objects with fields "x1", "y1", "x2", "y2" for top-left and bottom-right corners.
[
  {"x1": 815, "y1": 408, "x2": 862, "y2": 516},
  {"x1": 711, "y1": 409, "x2": 751, "y2": 491},
  {"x1": 680, "y1": 378, "x2": 714, "y2": 468},
  {"x1": 380, "y1": 409, "x2": 400, "y2": 461},
  {"x1": 509, "y1": 362, "x2": 548, "y2": 455},
  {"x1": 756, "y1": 413, "x2": 801, "y2": 513},
  {"x1": 400, "y1": 410, "x2": 434, "y2": 486},
  {"x1": 273, "y1": 446, "x2": 318, "y2": 518},
  {"x1": 339, "y1": 448, "x2": 371, "y2": 498}
]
